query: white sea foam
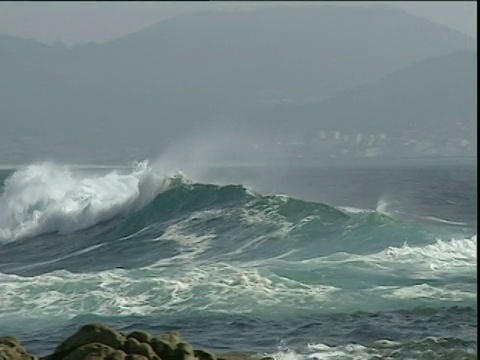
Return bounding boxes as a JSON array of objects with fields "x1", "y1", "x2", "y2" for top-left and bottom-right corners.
[
  {"x1": 270, "y1": 343, "x2": 385, "y2": 360},
  {"x1": 217, "y1": 198, "x2": 298, "y2": 259},
  {"x1": 377, "y1": 234, "x2": 477, "y2": 276},
  {"x1": 149, "y1": 210, "x2": 219, "y2": 262},
  {"x1": 420, "y1": 215, "x2": 468, "y2": 226},
  {"x1": 336, "y1": 196, "x2": 400, "y2": 217},
  {"x1": 0, "y1": 263, "x2": 340, "y2": 320},
  {"x1": 301, "y1": 234, "x2": 477, "y2": 277},
  {"x1": 275, "y1": 234, "x2": 478, "y2": 305},
  {"x1": 336, "y1": 205, "x2": 375, "y2": 215},
  {"x1": 0, "y1": 161, "x2": 180, "y2": 243},
  {"x1": 375, "y1": 197, "x2": 393, "y2": 215},
  {"x1": 268, "y1": 337, "x2": 474, "y2": 360},
  {"x1": 374, "y1": 283, "x2": 477, "y2": 301},
  {"x1": 0, "y1": 234, "x2": 475, "y2": 321}
]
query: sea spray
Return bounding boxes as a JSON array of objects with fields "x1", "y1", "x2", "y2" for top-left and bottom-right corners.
[{"x1": 0, "y1": 161, "x2": 183, "y2": 242}]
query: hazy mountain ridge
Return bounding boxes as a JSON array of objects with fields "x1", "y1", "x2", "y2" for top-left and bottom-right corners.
[
  {"x1": 0, "y1": 6, "x2": 476, "y2": 163},
  {"x1": 250, "y1": 50, "x2": 476, "y2": 158},
  {"x1": 98, "y1": 6, "x2": 474, "y2": 102},
  {"x1": 253, "y1": 50, "x2": 476, "y2": 134}
]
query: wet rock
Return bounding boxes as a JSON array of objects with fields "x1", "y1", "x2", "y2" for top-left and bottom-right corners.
[
  {"x1": 157, "y1": 332, "x2": 181, "y2": 348},
  {"x1": 125, "y1": 355, "x2": 148, "y2": 360},
  {"x1": 194, "y1": 349, "x2": 217, "y2": 360},
  {"x1": 122, "y1": 338, "x2": 158, "y2": 360},
  {"x1": 0, "y1": 337, "x2": 36, "y2": 360},
  {"x1": 62, "y1": 343, "x2": 114, "y2": 360},
  {"x1": 0, "y1": 338, "x2": 22, "y2": 350},
  {"x1": 55, "y1": 323, "x2": 126, "y2": 357},
  {"x1": 126, "y1": 333, "x2": 152, "y2": 345},
  {"x1": 4, "y1": 324, "x2": 264, "y2": 360},
  {"x1": 172, "y1": 342, "x2": 195, "y2": 360},
  {"x1": 150, "y1": 338, "x2": 174, "y2": 360},
  {"x1": 107, "y1": 351, "x2": 127, "y2": 360},
  {"x1": 0, "y1": 346, "x2": 22, "y2": 360}
]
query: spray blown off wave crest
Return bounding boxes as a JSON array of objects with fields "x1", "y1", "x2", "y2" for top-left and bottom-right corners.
[{"x1": 0, "y1": 161, "x2": 185, "y2": 243}]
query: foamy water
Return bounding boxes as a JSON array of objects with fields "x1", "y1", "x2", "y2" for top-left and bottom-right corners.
[{"x1": 0, "y1": 161, "x2": 476, "y2": 359}]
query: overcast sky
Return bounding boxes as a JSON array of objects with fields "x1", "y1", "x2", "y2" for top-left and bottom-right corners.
[{"x1": 0, "y1": 1, "x2": 476, "y2": 46}]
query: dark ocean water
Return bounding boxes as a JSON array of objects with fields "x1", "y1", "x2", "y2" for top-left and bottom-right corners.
[{"x1": 0, "y1": 160, "x2": 477, "y2": 359}]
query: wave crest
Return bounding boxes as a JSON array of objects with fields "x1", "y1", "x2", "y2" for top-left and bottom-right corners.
[{"x1": 0, "y1": 161, "x2": 185, "y2": 243}]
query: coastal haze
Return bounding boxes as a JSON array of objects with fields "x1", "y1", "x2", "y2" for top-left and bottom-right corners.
[
  {"x1": 0, "y1": 3, "x2": 477, "y2": 360},
  {"x1": 0, "y1": 1, "x2": 477, "y2": 165}
]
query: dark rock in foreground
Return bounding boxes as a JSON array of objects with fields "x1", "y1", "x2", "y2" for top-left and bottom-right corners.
[{"x1": 0, "y1": 323, "x2": 275, "y2": 360}]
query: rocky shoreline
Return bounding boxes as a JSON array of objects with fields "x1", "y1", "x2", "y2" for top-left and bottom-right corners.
[{"x1": 0, "y1": 323, "x2": 273, "y2": 360}]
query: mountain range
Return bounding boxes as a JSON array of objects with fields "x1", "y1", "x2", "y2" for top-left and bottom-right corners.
[
  {"x1": 0, "y1": 5, "x2": 476, "y2": 163},
  {"x1": 250, "y1": 49, "x2": 476, "y2": 157}
]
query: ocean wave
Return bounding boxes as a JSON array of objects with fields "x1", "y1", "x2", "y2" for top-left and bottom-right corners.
[
  {"x1": 311, "y1": 234, "x2": 477, "y2": 272},
  {"x1": 0, "y1": 264, "x2": 342, "y2": 319},
  {"x1": 0, "y1": 162, "x2": 475, "y2": 280},
  {"x1": 0, "y1": 161, "x2": 184, "y2": 243},
  {"x1": 270, "y1": 336, "x2": 477, "y2": 360},
  {"x1": 0, "y1": 161, "x2": 349, "y2": 244},
  {"x1": 0, "y1": 160, "x2": 475, "y2": 360},
  {"x1": 419, "y1": 215, "x2": 468, "y2": 226},
  {"x1": 2, "y1": 160, "x2": 457, "y2": 248},
  {"x1": 0, "y1": 250, "x2": 476, "y2": 322},
  {"x1": 268, "y1": 234, "x2": 477, "y2": 291}
]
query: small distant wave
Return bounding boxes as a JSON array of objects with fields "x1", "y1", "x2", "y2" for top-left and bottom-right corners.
[
  {"x1": 336, "y1": 205, "x2": 375, "y2": 215},
  {"x1": 339, "y1": 199, "x2": 471, "y2": 229},
  {"x1": 379, "y1": 234, "x2": 477, "y2": 273},
  {"x1": 304, "y1": 234, "x2": 477, "y2": 277},
  {"x1": 270, "y1": 336, "x2": 477, "y2": 360},
  {"x1": 336, "y1": 196, "x2": 402, "y2": 218},
  {"x1": 420, "y1": 216, "x2": 468, "y2": 227}
]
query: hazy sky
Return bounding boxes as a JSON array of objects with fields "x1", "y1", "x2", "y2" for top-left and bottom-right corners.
[{"x1": 0, "y1": 1, "x2": 476, "y2": 45}]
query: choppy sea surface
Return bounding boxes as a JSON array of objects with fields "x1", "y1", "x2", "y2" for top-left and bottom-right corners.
[{"x1": 0, "y1": 160, "x2": 477, "y2": 359}]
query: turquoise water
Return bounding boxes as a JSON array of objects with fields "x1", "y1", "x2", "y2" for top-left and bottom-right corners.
[{"x1": 0, "y1": 161, "x2": 476, "y2": 359}]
